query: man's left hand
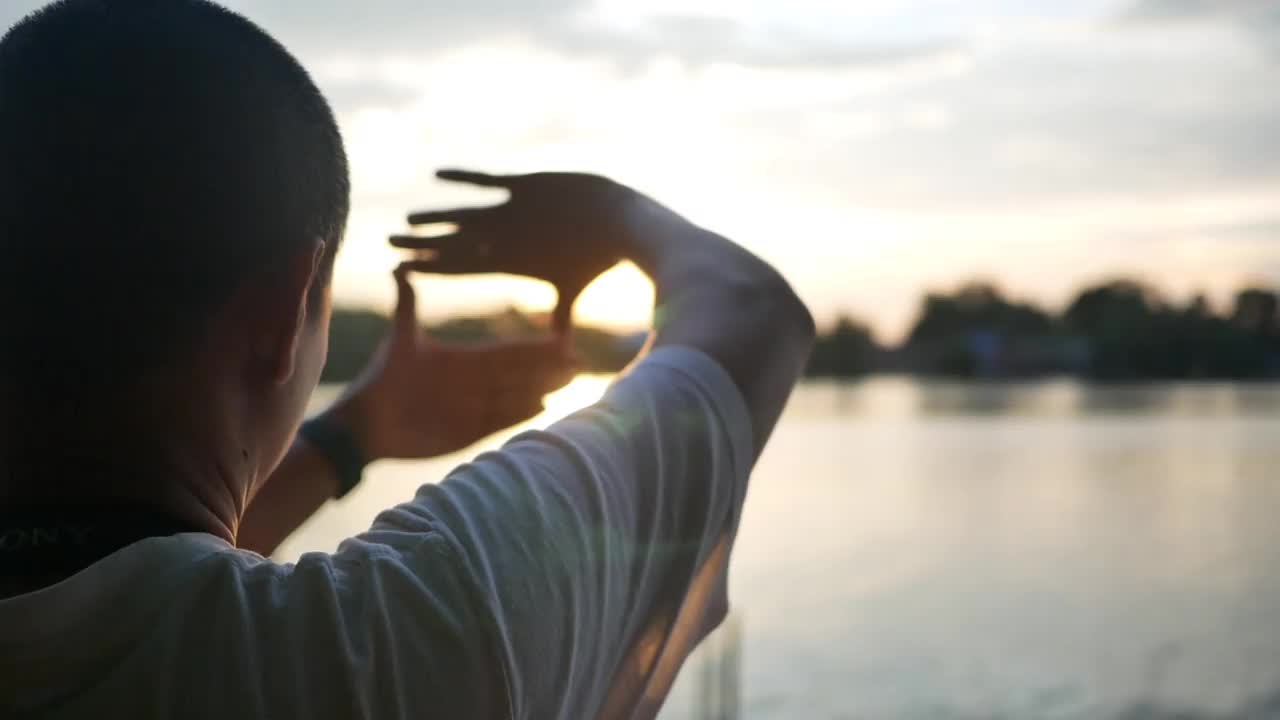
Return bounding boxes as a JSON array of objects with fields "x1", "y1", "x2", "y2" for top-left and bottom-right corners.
[{"x1": 327, "y1": 266, "x2": 576, "y2": 462}]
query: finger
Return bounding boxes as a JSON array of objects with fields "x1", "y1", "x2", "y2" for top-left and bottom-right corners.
[
  {"x1": 436, "y1": 168, "x2": 518, "y2": 188},
  {"x1": 389, "y1": 234, "x2": 456, "y2": 251},
  {"x1": 405, "y1": 207, "x2": 496, "y2": 226},
  {"x1": 392, "y1": 265, "x2": 417, "y2": 334},
  {"x1": 392, "y1": 230, "x2": 496, "y2": 258},
  {"x1": 397, "y1": 257, "x2": 487, "y2": 276},
  {"x1": 552, "y1": 285, "x2": 582, "y2": 337}
]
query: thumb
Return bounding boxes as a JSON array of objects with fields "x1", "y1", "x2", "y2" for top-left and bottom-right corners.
[
  {"x1": 392, "y1": 264, "x2": 420, "y2": 348},
  {"x1": 552, "y1": 285, "x2": 580, "y2": 350}
]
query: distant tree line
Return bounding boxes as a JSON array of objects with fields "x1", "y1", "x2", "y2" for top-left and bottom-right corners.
[
  {"x1": 810, "y1": 279, "x2": 1280, "y2": 380},
  {"x1": 322, "y1": 307, "x2": 641, "y2": 383},
  {"x1": 323, "y1": 279, "x2": 1280, "y2": 383}
]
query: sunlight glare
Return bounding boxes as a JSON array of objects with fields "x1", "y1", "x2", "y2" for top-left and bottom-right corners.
[
  {"x1": 541, "y1": 374, "x2": 614, "y2": 424},
  {"x1": 575, "y1": 262, "x2": 654, "y2": 330}
]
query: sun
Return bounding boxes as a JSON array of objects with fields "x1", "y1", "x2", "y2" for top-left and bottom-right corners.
[{"x1": 564, "y1": 262, "x2": 656, "y2": 331}]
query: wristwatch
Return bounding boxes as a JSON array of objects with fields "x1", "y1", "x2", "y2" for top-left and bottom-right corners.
[{"x1": 298, "y1": 414, "x2": 368, "y2": 499}]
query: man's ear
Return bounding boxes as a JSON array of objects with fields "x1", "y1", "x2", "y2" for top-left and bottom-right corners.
[{"x1": 255, "y1": 238, "x2": 327, "y2": 386}]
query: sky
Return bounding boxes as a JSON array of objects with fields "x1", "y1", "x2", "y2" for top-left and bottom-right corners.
[{"x1": 4, "y1": 0, "x2": 1279, "y2": 339}]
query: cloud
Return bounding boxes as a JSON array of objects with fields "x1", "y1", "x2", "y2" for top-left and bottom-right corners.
[
  {"x1": 545, "y1": 14, "x2": 968, "y2": 72},
  {"x1": 218, "y1": 0, "x2": 581, "y2": 61},
  {"x1": 1126, "y1": 0, "x2": 1273, "y2": 21},
  {"x1": 0, "y1": 0, "x2": 588, "y2": 62},
  {"x1": 214, "y1": 2, "x2": 975, "y2": 119},
  {"x1": 746, "y1": 16, "x2": 1280, "y2": 211},
  {"x1": 0, "y1": 0, "x2": 977, "y2": 116},
  {"x1": 5, "y1": 0, "x2": 1276, "y2": 215},
  {"x1": 214, "y1": 0, "x2": 971, "y2": 77},
  {"x1": 1200, "y1": 217, "x2": 1280, "y2": 242},
  {"x1": 322, "y1": 80, "x2": 422, "y2": 115},
  {"x1": 1124, "y1": 0, "x2": 1280, "y2": 56}
]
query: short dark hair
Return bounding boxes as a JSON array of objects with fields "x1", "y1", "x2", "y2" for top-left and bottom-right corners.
[{"x1": 0, "y1": 0, "x2": 349, "y2": 403}]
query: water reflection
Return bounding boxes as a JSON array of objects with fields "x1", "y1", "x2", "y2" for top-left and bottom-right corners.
[{"x1": 798, "y1": 377, "x2": 1280, "y2": 420}]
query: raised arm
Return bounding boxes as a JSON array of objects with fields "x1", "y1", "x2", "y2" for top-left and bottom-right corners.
[
  {"x1": 374, "y1": 171, "x2": 813, "y2": 717},
  {"x1": 620, "y1": 191, "x2": 816, "y2": 455}
]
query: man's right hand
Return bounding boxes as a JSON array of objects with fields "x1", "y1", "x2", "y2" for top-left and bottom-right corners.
[{"x1": 390, "y1": 170, "x2": 642, "y2": 334}]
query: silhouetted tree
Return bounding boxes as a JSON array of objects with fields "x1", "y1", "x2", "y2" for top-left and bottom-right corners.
[
  {"x1": 909, "y1": 283, "x2": 1052, "y2": 344},
  {"x1": 809, "y1": 315, "x2": 878, "y2": 377},
  {"x1": 1061, "y1": 280, "x2": 1170, "y2": 378},
  {"x1": 1061, "y1": 280, "x2": 1280, "y2": 379},
  {"x1": 1232, "y1": 288, "x2": 1279, "y2": 335},
  {"x1": 904, "y1": 283, "x2": 1054, "y2": 376}
]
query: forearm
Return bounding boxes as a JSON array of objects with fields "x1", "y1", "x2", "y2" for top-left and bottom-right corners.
[
  {"x1": 619, "y1": 196, "x2": 816, "y2": 456},
  {"x1": 237, "y1": 433, "x2": 340, "y2": 556}
]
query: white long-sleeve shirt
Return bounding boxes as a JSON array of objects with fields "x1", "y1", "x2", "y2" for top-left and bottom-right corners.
[{"x1": 0, "y1": 347, "x2": 754, "y2": 719}]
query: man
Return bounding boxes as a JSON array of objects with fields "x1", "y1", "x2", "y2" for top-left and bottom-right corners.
[{"x1": 0, "y1": 1, "x2": 813, "y2": 718}]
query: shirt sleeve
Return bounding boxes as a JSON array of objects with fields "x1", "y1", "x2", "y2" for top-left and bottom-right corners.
[{"x1": 346, "y1": 346, "x2": 755, "y2": 720}]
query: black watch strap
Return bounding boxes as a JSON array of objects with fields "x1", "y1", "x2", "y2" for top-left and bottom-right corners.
[{"x1": 298, "y1": 415, "x2": 367, "y2": 499}]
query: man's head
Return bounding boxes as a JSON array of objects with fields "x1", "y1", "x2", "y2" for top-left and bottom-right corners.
[{"x1": 0, "y1": 0, "x2": 348, "y2": 488}]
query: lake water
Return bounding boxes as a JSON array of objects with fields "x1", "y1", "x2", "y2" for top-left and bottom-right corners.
[{"x1": 283, "y1": 378, "x2": 1280, "y2": 719}]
